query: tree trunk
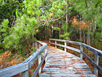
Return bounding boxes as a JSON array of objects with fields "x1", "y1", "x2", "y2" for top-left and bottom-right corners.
[
  {"x1": 80, "y1": 15, "x2": 82, "y2": 41},
  {"x1": 80, "y1": 30, "x2": 82, "y2": 41},
  {"x1": 52, "y1": 24, "x2": 53, "y2": 38},
  {"x1": 87, "y1": 30, "x2": 90, "y2": 45},
  {"x1": 66, "y1": 0, "x2": 68, "y2": 32},
  {"x1": 83, "y1": 30, "x2": 85, "y2": 43},
  {"x1": 45, "y1": 26, "x2": 47, "y2": 39},
  {"x1": 87, "y1": 20, "x2": 93, "y2": 45}
]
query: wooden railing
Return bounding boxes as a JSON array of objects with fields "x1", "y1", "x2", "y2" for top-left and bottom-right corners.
[
  {"x1": 49, "y1": 38, "x2": 102, "y2": 76},
  {"x1": 0, "y1": 41, "x2": 47, "y2": 77}
]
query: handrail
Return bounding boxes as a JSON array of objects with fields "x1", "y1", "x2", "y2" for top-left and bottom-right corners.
[
  {"x1": 0, "y1": 41, "x2": 47, "y2": 77},
  {"x1": 49, "y1": 38, "x2": 102, "y2": 76}
]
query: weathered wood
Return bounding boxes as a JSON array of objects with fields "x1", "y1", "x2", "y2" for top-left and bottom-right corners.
[
  {"x1": 80, "y1": 45, "x2": 83, "y2": 59},
  {"x1": 94, "y1": 54, "x2": 99, "y2": 76},
  {"x1": 49, "y1": 40, "x2": 50, "y2": 45},
  {"x1": 38, "y1": 55, "x2": 41, "y2": 75},
  {"x1": 40, "y1": 46, "x2": 96, "y2": 77},
  {"x1": 0, "y1": 63, "x2": 28, "y2": 77},
  {"x1": 36, "y1": 42, "x2": 37, "y2": 49},
  {"x1": 22, "y1": 70, "x2": 29, "y2": 77},
  {"x1": 45, "y1": 49, "x2": 47, "y2": 62},
  {"x1": 49, "y1": 38, "x2": 102, "y2": 76},
  {"x1": 82, "y1": 43, "x2": 102, "y2": 58},
  {"x1": 40, "y1": 73, "x2": 96, "y2": 77},
  {"x1": 81, "y1": 51, "x2": 102, "y2": 75},
  {"x1": 55, "y1": 41, "x2": 57, "y2": 48},
  {"x1": 49, "y1": 38, "x2": 66, "y2": 42},
  {"x1": 32, "y1": 54, "x2": 47, "y2": 77},
  {"x1": 50, "y1": 42, "x2": 80, "y2": 53},
  {"x1": 38, "y1": 44, "x2": 41, "y2": 75},
  {"x1": 49, "y1": 38, "x2": 81, "y2": 45},
  {"x1": 65, "y1": 41, "x2": 67, "y2": 52}
]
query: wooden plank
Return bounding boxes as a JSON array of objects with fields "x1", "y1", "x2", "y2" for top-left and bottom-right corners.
[
  {"x1": 50, "y1": 42, "x2": 80, "y2": 53},
  {"x1": 32, "y1": 54, "x2": 47, "y2": 77},
  {"x1": 49, "y1": 38, "x2": 81, "y2": 45},
  {"x1": 66, "y1": 40, "x2": 81, "y2": 45},
  {"x1": 49, "y1": 38, "x2": 66, "y2": 42},
  {"x1": 82, "y1": 51, "x2": 102, "y2": 75},
  {"x1": 0, "y1": 63, "x2": 28, "y2": 77},
  {"x1": 82, "y1": 43, "x2": 102, "y2": 58},
  {"x1": 40, "y1": 73, "x2": 96, "y2": 77}
]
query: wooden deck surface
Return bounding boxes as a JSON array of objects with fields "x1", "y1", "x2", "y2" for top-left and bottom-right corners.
[{"x1": 40, "y1": 46, "x2": 97, "y2": 77}]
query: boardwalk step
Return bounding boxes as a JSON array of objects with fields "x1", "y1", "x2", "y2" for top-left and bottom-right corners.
[{"x1": 40, "y1": 73, "x2": 96, "y2": 77}]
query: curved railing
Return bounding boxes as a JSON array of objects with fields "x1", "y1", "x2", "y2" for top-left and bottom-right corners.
[
  {"x1": 49, "y1": 38, "x2": 102, "y2": 76},
  {"x1": 0, "y1": 41, "x2": 47, "y2": 77}
]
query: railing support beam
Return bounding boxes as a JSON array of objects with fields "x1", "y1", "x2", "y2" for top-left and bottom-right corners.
[
  {"x1": 38, "y1": 44, "x2": 41, "y2": 75},
  {"x1": 55, "y1": 41, "x2": 57, "y2": 48},
  {"x1": 45, "y1": 49, "x2": 47, "y2": 63},
  {"x1": 22, "y1": 70, "x2": 29, "y2": 77},
  {"x1": 65, "y1": 41, "x2": 67, "y2": 52},
  {"x1": 94, "y1": 54, "x2": 99, "y2": 76},
  {"x1": 80, "y1": 45, "x2": 83, "y2": 59},
  {"x1": 38, "y1": 55, "x2": 41, "y2": 75},
  {"x1": 36, "y1": 42, "x2": 37, "y2": 49}
]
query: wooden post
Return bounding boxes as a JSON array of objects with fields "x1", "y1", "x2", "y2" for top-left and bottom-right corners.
[
  {"x1": 38, "y1": 44, "x2": 41, "y2": 75},
  {"x1": 65, "y1": 41, "x2": 67, "y2": 52},
  {"x1": 94, "y1": 54, "x2": 99, "y2": 76},
  {"x1": 38, "y1": 55, "x2": 41, "y2": 75},
  {"x1": 45, "y1": 49, "x2": 47, "y2": 63},
  {"x1": 39, "y1": 43, "x2": 41, "y2": 48},
  {"x1": 49, "y1": 39, "x2": 50, "y2": 45},
  {"x1": 80, "y1": 45, "x2": 83, "y2": 59},
  {"x1": 22, "y1": 70, "x2": 29, "y2": 77},
  {"x1": 55, "y1": 41, "x2": 57, "y2": 48},
  {"x1": 36, "y1": 42, "x2": 37, "y2": 49}
]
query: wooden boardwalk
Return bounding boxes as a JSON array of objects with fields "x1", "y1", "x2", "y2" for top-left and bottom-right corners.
[{"x1": 40, "y1": 46, "x2": 96, "y2": 77}]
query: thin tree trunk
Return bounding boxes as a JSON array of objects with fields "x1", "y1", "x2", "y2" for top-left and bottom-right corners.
[
  {"x1": 87, "y1": 20, "x2": 93, "y2": 45},
  {"x1": 66, "y1": 0, "x2": 68, "y2": 32},
  {"x1": 80, "y1": 30, "x2": 82, "y2": 41},
  {"x1": 45, "y1": 26, "x2": 47, "y2": 39},
  {"x1": 93, "y1": 21, "x2": 97, "y2": 35},
  {"x1": 52, "y1": 24, "x2": 53, "y2": 38},
  {"x1": 83, "y1": 30, "x2": 85, "y2": 43},
  {"x1": 59, "y1": 22, "x2": 61, "y2": 39},
  {"x1": 80, "y1": 15, "x2": 82, "y2": 41},
  {"x1": 87, "y1": 30, "x2": 90, "y2": 45}
]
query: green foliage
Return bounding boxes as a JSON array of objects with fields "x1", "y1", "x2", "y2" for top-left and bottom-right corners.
[
  {"x1": 60, "y1": 22, "x2": 70, "y2": 40},
  {"x1": 60, "y1": 32, "x2": 70, "y2": 40},
  {"x1": 53, "y1": 27, "x2": 60, "y2": 31},
  {"x1": 0, "y1": 19, "x2": 9, "y2": 47},
  {"x1": 0, "y1": 0, "x2": 102, "y2": 57}
]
